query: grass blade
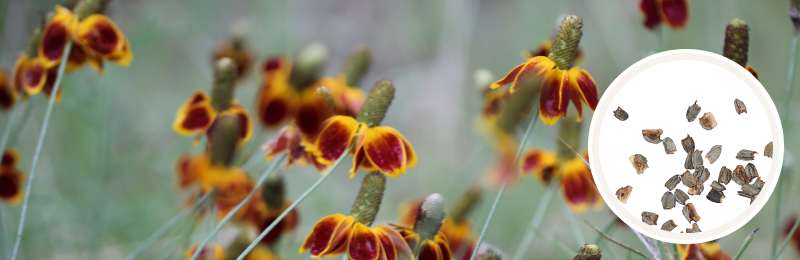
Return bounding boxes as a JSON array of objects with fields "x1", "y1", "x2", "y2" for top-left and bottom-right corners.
[{"x1": 733, "y1": 228, "x2": 758, "y2": 260}]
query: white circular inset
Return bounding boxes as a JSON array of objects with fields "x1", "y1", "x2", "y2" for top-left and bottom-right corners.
[{"x1": 588, "y1": 49, "x2": 783, "y2": 243}]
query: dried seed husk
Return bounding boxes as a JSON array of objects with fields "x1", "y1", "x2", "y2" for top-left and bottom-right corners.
[
  {"x1": 684, "y1": 151, "x2": 695, "y2": 169},
  {"x1": 736, "y1": 149, "x2": 758, "y2": 161},
  {"x1": 743, "y1": 184, "x2": 760, "y2": 196},
  {"x1": 732, "y1": 165, "x2": 749, "y2": 186},
  {"x1": 683, "y1": 203, "x2": 701, "y2": 223},
  {"x1": 734, "y1": 99, "x2": 747, "y2": 114},
  {"x1": 614, "y1": 106, "x2": 629, "y2": 121},
  {"x1": 662, "y1": 191, "x2": 677, "y2": 209},
  {"x1": 661, "y1": 220, "x2": 678, "y2": 231},
  {"x1": 665, "y1": 175, "x2": 681, "y2": 191},
  {"x1": 698, "y1": 167, "x2": 710, "y2": 184},
  {"x1": 745, "y1": 163, "x2": 758, "y2": 180},
  {"x1": 706, "y1": 145, "x2": 722, "y2": 164},
  {"x1": 681, "y1": 170, "x2": 696, "y2": 188},
  {"x1": 642, "y1": 129, "x2": 664, "y2": 144},
  {"x1": 675, "y1": 189, "x2": 690, "y2": 205},
  {"x1": 765, "y1": 142, "x2": 774, "y2": 158},
  {"x1": 688, "y1": 183, "x2": 704, "y2": 196},
  {"x1": 692, "y1": 149, "x2": 704, "y2": 168},
  {"x1": 616, "y1": 185, "x2": 633, "y2": 204},
  {"x1": 687, "y1": 101, "x2": 701, "y2": 122},
  {"x1": 663, "y1": 137, "x2": 677, "y2": 154},
  {"x1": 629, "y1": 154, "x2": 649, "y2": 174},
  {"x1": 707, "y1": 190, "x2": 725, "y2": 203},
  {"x1": 642, "y1": 211, "x2": 659, "y2": 225},
  {"x1": 686, "y1": 223, "x2": 701, "y2": 233},
  {"x1": 752, "y1": 177, "x2": 765, "y2": 190},
  {"x1": 699, "y1": 112, "x2": 718, "y2": 130},
  {"x1": 710, "y1": 180, "x2": 726, "y2": 191},
  {"x1": 738, "y1": 191, "x2": 756, "y2": 204},
  {"x1": 682, "y1": 134, "x2": 695, "y2": 153},
  {"x1": 718, "y1": 166, "x2": 732, "y2": 185}
]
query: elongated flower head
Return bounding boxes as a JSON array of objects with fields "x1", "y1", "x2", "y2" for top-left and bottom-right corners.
[
  {"x1": 723, "y1": 19, "x2": 749, "y2": 67},
  {"x1": 211, "y1": 58, "x2": 237, "y2": 112},
  {"x1": 208, "y1": 114, "x2": 240, "y2": 166},
  {"x1": 351, "y1": 172, "x2": 386, "y2": 226},
  {"x1": 357, "y1": 79, "x2": 394, "y2": 127},
  {"x1": 290, "y1": 42, "x2": 328, "y2": 89},
  {"x1": 548, "y1": 15, "x2": 583, "y2": 70},
  {"x1": 414, "y1": 193, "x2": 446, "y2": 245},
  {"x1": 342, "y1": 45, "x2": 372, "y2": 87}
]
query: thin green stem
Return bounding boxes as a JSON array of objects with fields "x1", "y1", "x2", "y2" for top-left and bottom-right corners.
[
  {"x1": 0, "y1": 205, "x2": 7, "y2": 259},
  {"x1": 0, "y1": 95, "x2": 25, "y2": 156},
  {"x1": 733, "y1": 228, "x2": 758, "y2": 260},
  {"x1": 562, "y1": 203, "x2": 585, "y2": 247},
  {"x1": 528, "y1": 223, "x2": 574, "y2": 257},
  {"x1": 632, "y1": 228, "x2": 660, "y2": 260},
  {"x1": 662, "y1": 242, "x2": 674, "y2": 260},
  {"x1": 511, "y1": 180, "x2": 560, "y2": 260},
  {"x1": 773, "y1": 216, "x2": 800, "y2": 260},
  {"x1": 236, "y1": 144, "x2": 355, "y2": 260},
  {"x1": 593, "y1": 219, "x2": 616, "y2": 245},
  {"x1": 188, "y1": 152, "x2": 288, "y2": 260},
  {"x1": 584, "y1": 220, "x2": 652, "y2": 260},
  {"x1": 470, "y1": 113, "x2": 539, "y2": 260},
  {"x1": 10, "y1": 40, "x2": 73, "y2": 260},
  {"x1": 124, "y1": 191, "x2": 215, "y2": 260}
]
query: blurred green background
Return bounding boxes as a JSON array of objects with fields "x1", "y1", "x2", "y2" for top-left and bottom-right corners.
[{"x1": 0, "y1": 0, "x2": 799, "y2": 259}]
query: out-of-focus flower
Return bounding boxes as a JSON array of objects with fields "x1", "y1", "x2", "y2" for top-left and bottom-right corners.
[
  {"x1": 782, "y1": 215, "x2": 800, "y2": 256},
  {"x1": 676, "y1": 242, "x2": 732, "y2": 260},
  {"x1": 172, "y1": 90, "x2": 253, "y2": 145},
  {"x1": 0, "y1": 70, "x2": 17, "y2": 110},
  {"x1": 519, "y1": 148, "x2": 558, "y2": 184},
  {"x1": 640, "y1": 0, "x2": 689, "y2": 30},
  {"x1": 262, "y1": 124, "x2": 327, "y2": 172},
  {"x1": 72, "y1": 12, "x2": 133, "y2": 66},
  {"x1": 392, "y1": 194, "x2": 452, "y2": 260},
  {"x1": 213, "y1": 36, "x2": 254, "y2": 81},
  {"x1": 12, "y1": 54, "x2": 48, "y2": 96},
  {"x1": 559, "y1": 151, "x2": 602, "y2": 212},
  {"x1": 0, "y1": 149, "x2": 25, "y2": 204}
]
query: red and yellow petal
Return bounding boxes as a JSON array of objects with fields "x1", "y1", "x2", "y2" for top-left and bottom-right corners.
[
  {"x1": 311, "y1": 116, "x2": 361, "y2": 164},
  {"x1": 2, "y1": 148, "x2": 20, "y2": 169},
  {"x1": 560, "y1": 152, "x2": 602, "y2": 212},
  {"x1": 39, "y1": 6, "x2": 75, "y2": 69},
  {"x1": 184, "y1": 244, "x2": 224, "y2": 260},
  {"x1": 519, "y1": 148, "x2": 555, "y2": 177},
  {"x1": 73, "y1": 14, "x2": 133, "y2": 65},
  {"x1": 0, "y1": 168, "x2": 25, "y2": 204},
  {"x1": 538, "y1": 68, "x2": 571, "y2": 125},
  {"x1": 375, "y1": 226, "x2": 414, "y2": 260},
  {"x1": 300, "y1": 214, "x2": 355, "y2": 258},
  {"x1": 13, "y1": 55, "x2": 48, "y2": 96},
  {"x1": 745, "y1": 65, "x2": 759, "y2": 80},
  {"x1": 41, "y1": 67, "x2": 63, "y2": 103},
  {"x1": 349, "y1": 223, "x2": 382, "y2": 260},
  {"x1": 567, "y1": 67, "x2": 599, "y2": 121},
  {"x1": 213, "y1": 39, "x2": 253, "y2": 80},
  {"x1": 417, "y1": 240, "x2": 444, "y2": 260},
  {"x1": 435, "y1": 237, "x2": 452, "y2": 260},
  {"x1": 228, "y1": 102, "x2": 254, "y2": 144},
  {"x1": 397, "y1": 199, "x2": 423, "y2": 227},
  {"x1": 0, "y1": 70, "x2": 16, "y2": 110},
  {"x1": 658, "y1": 0, "x2": 689, "y2": 29},
  {"x1": 256, "y1": 74, "x2": 298, "y2": 127},
  {"x1": 173, "y1": 92, "x2": 217, "y2": 136},
  {"x1": 65, "y1": 42, "x2": 104, "y2": 74},
  {"x1": 491, "y1": 56, "x2": 555, "y2": 93},
  {"x1": 263, "y1": 124, "x2": 296, "y2": 161},
  {"x1": 351, "y1": 145, "x2": 378, "y2": 178},
  {"x1": 296, "y1": 87, "x2": 334, "y2": 137},
  {"x1": 639, "y1": 0, "x2": 661, "y2": 30},
  {"x1": 360, "y1": 126, "x2": 408, "y2": 178}
]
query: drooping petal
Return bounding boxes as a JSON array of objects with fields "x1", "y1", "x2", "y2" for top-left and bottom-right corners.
[
  {"x1": 567, "y1": 67, "x2": 599, "y2": 120},
  {"x1": 41, "y1": 67, "x2": 63, "y2": 103},
  {"x1": 175, "y1": 153, "x2": 209, "y2": 189},
  {"x1": 0, "y1": 167, "x2": 24, "y2": 204},
  {"x1": 73, "y1": 14, "x2": 133, "y2": 65},
  {"x1": 311, "y1": 116, "x2": 361, "y2": 165},
  {"x1": 228, "y1": 102, "x2": 254, "y2": 144},
  {"x1": 1, "y1": 148, "x2": 20, "y2": 169},
  {"x1": 262, "y1": 125, "x2": 295, "y2": 161},
  {"x1": 375, "y1": 228, "x2": 397, "y2": 260},
  {"x1": 65, "y1": 42, "x2": 104, "y2": 74},
  {"x1": 39, "y1": 6, "x2": 75, "y2": 69},
  {"x1": 435, "y1": 237, "x2": 452, "y2": 260},
  {"x1": 639, "y1": 0, "x2": 661, "y2": 30},
  {"x1": 494, "y1": 56, "x2": 555, "y2": 93},
  {"x1": 538, "y1": 68, "x2": 571, "y2": 125},
  {"x1": 0, "y1": 70, "x2": 16, "y2": 110},
  {"x1": 518, "y1": 148, "x2": 555, "y2": 176},
  {"x1": 300, "y1": 214, "x2": 354, "y2": 258},
  {"x1": 349, "y1": 223, "x2": 381, "y2": 260},
  {"x1": 351, "y1": 145, "x2": 378, "y2": 178},
  {"x1": 173, "y1": 92, "x2": 218, "y2": 136},
  {"x1": 296, "y1": 86, "x2": 334, "y2": 137},
  {"x1": 375, "y1": 226, "x2": 415, "y2": 260},
  {"x1": 745, "y1": 65, "x2": 759, "y2": 80},
  {"x1": 417, "y1": 240, "x2": 443, "y2": 260},
  {"x1": 361, "y1": 126, "x2": 407, "y2": 177},
  {"x1": 13, "y1": 55, "x2": 47, "y2": 96},
  {"x1": 490, "y1": 62, "x2": 526, "y2": 90},
  {"x1": 256, "y1": 59, "x2": 299, "y2": 127},
  {"x1": 559, "y1": 152, "x2": 602, "y2": 212},
  {"x1": 658, "y1": 0, "x2": 689, "y2": 29}
]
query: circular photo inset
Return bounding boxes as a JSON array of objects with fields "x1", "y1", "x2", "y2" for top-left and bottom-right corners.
[{"x1": 588, "y1": 49, "x2": 783, "y2": 244}]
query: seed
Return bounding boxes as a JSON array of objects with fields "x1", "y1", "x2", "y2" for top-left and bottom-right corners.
[
  {"x1": 699, "y1": 112, "x2": 718, "y2": 130},
  {"x1": 665, "y1": 175, "x2": 681, "y2": 191},
  {"x1": 692, "y1": 149, "x2": 704, "y2": 168},
  {"x1": 616, "y1": 185, "x2": 633, "y2": 204},
  {"x1": 710, "y1": 180, "x2": 726, "y2": 191},
  {"x1": 629, "y1": 154, "x2": 649, "y2": 174},
  {"x1": 765, "y1": 142, "x2": 773, "y2": 158},
  {"x1": 705, "y1": 145, "x2": 722, "y2": 164},
  {"x1": 734, "y1": 99, "x2": 747, "y2": 114},
  {"x1": 738, "y1": 191, "x2": 756, "y2": 204},
  {"x1": 661, "y1": 220, "x2": 678, "y2": 231},
  {"x1": 684, "y1": 151, "x2": 695, "y2": 169},
  {"x1": 752, "y1": 177, "x2": 765, "y2": 190},
  {"x1": 686, "y1": 223, "x2": 701, "y2": 233},
  {"x1": 688, "y1": 183, "x2": 704, "y2": 196},
  {"x1": 745, "y1": 163, "x2": 758, "y2": 180},
  {"x1": 681, "y1": 170, "x2": 696, "y2": 188},
  {"x1": 732, "y1": 165, "x2": 749, "y2": 186},
  {"x1": 736, "y1": 149, "x2": 758, "y2": 161},
  {"x1": 718, "y1": 166, "x2": 732, "y2": 185},
  {"x1": 681, "y1": 134, "x2": 695, "y2": 153},
  {"x1": 642, "y1": 211, "x2": 659, "y2": 225},
  {"x1": 686, "y1": 101, "x2": 701, "y2": 122},
  {"x1": 743, "y1": 184, "x2": 760, "y2": 196},
  {"x1": 675, "y1": 189, "x2": 690, "y2": 205},
  {"x1": 682, "y1": 203, "x2": 701, "y2": 223},
  {"x1": 614, "y1": 106, "x2": 629, "y2": 121},
  {"x1": 663, "y1": 137, "x2": 677, "y2": 154},
  {"x1": 699, "y1": 167, "x2": 710, "y2": 183},
  {"x1": 662, "y1": 191, "x2": 677, "y2": 209},
  {"x1": 707, "y1": 190, "x2": 725, "y2": 203},
  {"x1": 642, "y1": 129, "x2": 663, "y2": 144}
]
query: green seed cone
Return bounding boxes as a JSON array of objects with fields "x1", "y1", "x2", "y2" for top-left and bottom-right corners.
[
  {"x1": 289, "y1": 42, "x2": 328, "y2": 90},
  {"x1": 341, "y1": 45, "x2": 372, "y2": 87},
  {"x1": 351, "y1": 172, "x2": 386, "y2": 226},
  {"x1": 356, "y1": 80, "x2": 395, "y2": 127},
  {"x1": 211, "y1": 58, "x2": 237, "y2": 112},
  {"x1": 208, "y1": 114, "x2": 240, "y2": 166},
  {"x1": 74, "y1": 0, "x2": 112, "y2": 20},
  {"x1": 548, "y1": 15, "x2": 584, "y2": 70},
  {"x1": 413, "y1": 193, "x2": 446, "y2": 243},
  {"x1": 450, "y1": 185, "x2": 482, "y2": 223},
  {"x1": 261, "y1": 172, "x2": 286, "y2": 211},
  {"x1": 723, "y1": 18, "x2": 749, "y2": 67}
]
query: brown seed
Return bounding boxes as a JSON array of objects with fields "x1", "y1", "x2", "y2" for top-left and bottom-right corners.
[
  {"x1": 710, "y1": 180, "x2": 726, "y2": 191},
  {"x1": 662, "y1": 191, "x2": 677, "y2": 209},
  {"x1": 642, "y1": 129, "x2": 664, "y2": 144},
  {"x1": 663, "y1": 137, "x2": 677, "y2": 154},
  {"x1": 752, "y1": 177, "x2": 765, "y2": 190},
  {"x1": 665, "y1": 175, "x2": 681, "y2": 191},
  {"x1": 686, "y1": 223, "x2": 701, "y2": 233},
  {"x1": 687, "y1": 101, "x2": 702, "y2": 122},
  {"x1": 682, "y1": 203, "x2": 701, "y2": 223},
  {"x1": 616, "y1": 185, "x2": 633, "y2": 204},
  {"x1": 732, "y1": 165, "x2": 749, "y2": 186},
  {"x1": 681, "y1": 170, "x2": 696, "y2": 188},
  {"x1": 681, "y1": 134, "x2": 695, "y2": 153},
  {"x1": 743, "y1": 184, "x2": 760, "y2": 196},
  {"x1": 736, "y1": 149, "x2": 758, "y2": 161},
  {"x1": 692, "y1": 150, "x2": 704, "y2": 168},
  {"x1": 698, "y1": 167, "x2": 710, "y2": 184},
  {"x1": 745, "y1": 163, "x2": 759, "y2": 180},
  {"x1": 734, "y1": 99, "x2": 747, "y2": 114},
  {"x1": 684, "y1": 151, "x2": 695, "y2": 169},
  {"x1": 705, "y1": 145, "x2": 722, "y2": 164},
  {"x1": 718, "y1": 166, "x2": 732, "y2": 185},
  {"x1": 738, "y1": 191, "x2": 756, "y2": 204},
  {"x1": 675, "y1": 189, "x2": 690, "y2": 205},
  {"x1": 688, "y1": 183, "x2": 704, "y2": 196},
  {"x1": 629, "y1": 154, "x2": 649, "y2": 174},
  {"x1": 614, "y1": 106, "x2": 629, "y2": 121},
  {"x1": 699, "y1": 112, "x2": 718, "y2": 130},
  {"x1": 765, "y1": 142, "x2": 774, "y2": 158},
  {"x1": 661, "y1": 220, "x2": 678, "y2": 231},
  {"x1": 642, "y1": 211, "x2": 659, "y2": 225},
  {"x1": 707, "y1": 190, "x2": 725, "y2": 203}
]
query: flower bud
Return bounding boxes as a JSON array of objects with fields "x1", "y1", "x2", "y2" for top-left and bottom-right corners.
[
  {"x1": 208, "y1": 114, "x2": 240, "y2": 166},
  {"x1": 350, "y1": 171, "x2": 386, "y2": 226},
  {"x1": 211, "y1": 58, "x2": 237, "y2": 112},
  {"x1": 356, "y1": 79, "x2": 395, "y2": 127},
  {"x1": 289, "y1": 42, "x2": 328, "y2": 89},
  {"x1": 573, "y1": 244, "x2": 602, "y2": 260},
  {"x1": 341, "y1": 45, "x2": 372, "y2": 87},
  {"x1": 723, "y1": 18, "x2": 749, "y2": 67},
  {"x1": 548, "y1": 15, "x2": 583, "y2": 70},
  {"x1": 413, "y1": 193, "x2": 446, "y2": 242}
]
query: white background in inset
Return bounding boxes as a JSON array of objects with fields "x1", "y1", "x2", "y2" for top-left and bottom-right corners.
[{"x1": 598, "y1": 60, "x2": 773, "y2": 233}]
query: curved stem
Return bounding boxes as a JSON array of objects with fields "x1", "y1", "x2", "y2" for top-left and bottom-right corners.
[
  {"x1": 733, "y1": 229, "x2": 758, "y2": 260},
  {"x1": 188, "y1": 152, "x2": 287, "y2": 260},
  {"x1": 236, "y1": 144, "x2": 354, "y2": 260},
  {"x1": 10, "y1": 40, "x2": 73, "y2": 260}
]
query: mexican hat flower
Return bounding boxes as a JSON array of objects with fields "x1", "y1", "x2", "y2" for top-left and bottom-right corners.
[
  {"x1": 490, "y1": 15, "x2": 598, "y2": 125},
  {"x1": 309, "y1": 80, "x2": 417, "y2": 178},
  {"x1": 521, "y1": 149, "x2": 601, "y2": 212},
  {"x1": 12, "y1": 54, "x2": 48, "y2": 96},
  {"x1": 0, "y1": 148, "x2": 25, "y2": 204},
  {"x1": 262, "y1": 124, "x2": 328, "y2": 172},
  {"x1": 639, "y1": 0, "x2": 689, "y2": 30},
  {"x1": 213, "y1": 35, "x2": 254, "y2": 81},
  {"x1": 243, "y1": 173, "x2": 299, "y2": 246},
  {"x1": 723, "y1": 19, "x2": 759, "y2": 80},
  {"x1": 391, "y1": 194, "x2": 453, "y2": 260},
  {"x1": 676, "y1": 242, "x2": 732, "y2": 260},
  {"x1": 0, "y1": 69, "x2": 17, "y2": 110},
  {"x1": 300, "y1": 172, "x2": 414, "y2": 260}
]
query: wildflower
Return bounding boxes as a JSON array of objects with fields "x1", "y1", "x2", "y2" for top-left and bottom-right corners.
[
  {"x1": 559, "y1": 151, "x2": 602, "y2": 212},
  {"x1": 184, "y1": 244, "x2": 224, "y2": 260},
  {"x1": 490, "y1": 15, "x2": 598, "y2": 125},
  {"x1": 72, "y1": 11, "x2": 133, "y2": 66},
  {"x1": 213, "y1": 35, "x2": 254, "y2": 80},
  {"x1": 639, "y1": 0, "x2": 689, "y2": 30},
  {"x1": 316, "y1": 75, "x2": 366, "y2": 117},
  {"x1": 248, "y1": 173, "x2": 299, "y2": 246},
  {"x1": 310, "y1": 80, "x2": 417, "y2": 177},
  {"x1": 519, "y1": 148, "x2": 558, "y2": 184},
  {"x1": 0, "y1": 149, "x2": 25, "y2": 204},
  {"x1": 262, "y1": 124, "x2": 327, "y2": 172},
  {"x1": 676, "y1": 242, "x2": 732, "y2": 260},
  {"x1": 0, "y1": 70, "x2": 17, "y2": 110},
  {"x1": 12, "y1": 54, "x2": 48, "y2": 96},
  {"x1": 392, "y1": 194, "x2": 453, "y2": 260},
  {"x1": 300, "y1": 172, "x2": 414, "y2": 260},
  {"x1": 723, "y1": 19, "x2": 758, "y2": 80}
]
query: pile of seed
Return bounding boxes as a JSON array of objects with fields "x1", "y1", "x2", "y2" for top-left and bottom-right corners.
[{"x1": 613, "y1": 100, "x2": 773, "y2": 233}]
